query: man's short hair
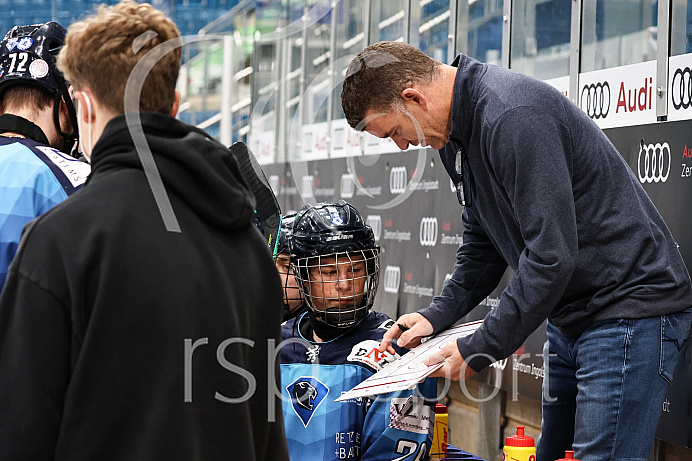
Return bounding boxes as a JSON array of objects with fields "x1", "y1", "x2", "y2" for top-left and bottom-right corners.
[
  {"x1": 57, "y1": 0, "x2": 181, "y2": 115},
  {"x1": 1, "y1": 85, "x2": 53, "y2": 115},
  {"x1": 341, "y1": 41, "x2": 441, "y2": 130}
]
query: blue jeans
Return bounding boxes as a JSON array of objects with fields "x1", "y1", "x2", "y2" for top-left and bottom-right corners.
[{"x1": 536, "y1": 308, "x2": 692, "y2": 461}]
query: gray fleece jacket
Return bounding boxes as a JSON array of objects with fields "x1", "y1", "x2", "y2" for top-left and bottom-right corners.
[{"x1": 419, "y1": 54, "x2": 692, "y2": 371}]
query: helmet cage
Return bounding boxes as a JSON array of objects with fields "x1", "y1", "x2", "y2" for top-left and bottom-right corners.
[
  {"x1": 276, "y1": 252, "x2": 306, "y2": 320},
  {"x1": 293, "y1": 248, "x2": 380, "y2": 329}
]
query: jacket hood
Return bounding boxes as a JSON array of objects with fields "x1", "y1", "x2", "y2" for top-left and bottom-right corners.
[{"x1": 88, "y1": 113, "x2": 255, "y2": 230}]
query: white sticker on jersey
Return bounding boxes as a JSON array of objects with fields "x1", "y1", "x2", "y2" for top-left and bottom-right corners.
[
  {"x1": 36, "y1": 146, "x2": 90, "y2": 187},
  {"x1": 347, "y1": 340, "x2": 398, "y2": 371},
  {"x1": 389, "y1": 395, "x2": 433, "y2": 435}
]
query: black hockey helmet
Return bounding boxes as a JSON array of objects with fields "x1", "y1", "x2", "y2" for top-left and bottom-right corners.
[
  {"x1": 278, "y1": 212, "x2": 296, "y2": 255},
  {"x1": 276, "y1": 213, "x2": 307, "y2": 321},
  {"x1": 291, "y1": 200, "x2": 380, "y2": 328},
  {"x1": 0, "y1": 22, "x2": 78, "y2": 153}
]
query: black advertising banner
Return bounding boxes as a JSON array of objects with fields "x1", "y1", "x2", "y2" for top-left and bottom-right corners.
[
  {"x1": 605, "y1": 120, "x2": 692, "y2": 447},
  {"x1": 263, "y1": 120, "x2": 692, "y2": 446}
]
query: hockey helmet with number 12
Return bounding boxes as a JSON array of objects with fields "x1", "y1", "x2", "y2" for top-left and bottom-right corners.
[
  {"x1": 0, "y1": 22, "x2": 78, "y2": 153},
  {"x1": 291, "y1": 200, "x2": 380, "y2": 329}
]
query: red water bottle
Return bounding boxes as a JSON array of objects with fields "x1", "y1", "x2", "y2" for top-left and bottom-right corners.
[
  {"x1": 502, "y1": 426, "x2": 535, "y2": 461},
  {"x1": 556, "y1": 450, "x2": 580, "y2": 461}
]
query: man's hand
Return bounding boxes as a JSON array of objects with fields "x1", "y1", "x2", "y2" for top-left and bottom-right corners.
[
  {"x1": 425, "y1": 341, "x2": 476, "y2": 381},
  {"x1": 378, "y1": 313, "x2": 434, "y2": 355}
]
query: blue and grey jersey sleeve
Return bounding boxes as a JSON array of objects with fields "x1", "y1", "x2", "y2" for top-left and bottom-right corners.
[{"x1": 359, "y1": 377, "x2": 437, "y2": 461}]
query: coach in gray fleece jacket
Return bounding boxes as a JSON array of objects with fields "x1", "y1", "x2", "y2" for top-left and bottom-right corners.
[{"x1": 341, "y1": 41, "x2": 692, "y2": 461}]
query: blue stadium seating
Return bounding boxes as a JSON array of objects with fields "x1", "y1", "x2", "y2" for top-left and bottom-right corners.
[{"x1": 0, "y1": 0, "x2": 239, "y2": 39}]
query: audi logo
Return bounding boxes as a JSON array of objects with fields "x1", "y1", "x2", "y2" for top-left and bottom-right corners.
[
  {"x1": 383, "y1": 266, "x2": 401, "y2": 293},
  {"x1": 390, "y1": 166, "x2": 408, "y2": 194},
  {"x1": 638, "y1": 142, "x2": 670, "y2": 184},
  {"x1": 366, "y1": 215, "x2": 382, "y2": 242},
  {"x1": 671, "y1": 67, "x2": 692, "y2": 110},
  {"x1": 302, "y1": 131, "x2": 313, "y2": 153},
  {"x1": 300, "y1": 175, "x2": 314, "y2": 198},
  {"x1": 580, "y1": 82, "x2": 610, "y2": 119},
  {"x1": 419, "y1": 217, "x2": 438, "y2": 247},
  {"x1": 269, "y1": 175, "x2": 280, "y2": 195},
  {"x1": 332, "y1": 127, "x2": 345, "y2": 151},
  {"x1": 340, "y1": 173, "x2": 355, "y2": 199}
]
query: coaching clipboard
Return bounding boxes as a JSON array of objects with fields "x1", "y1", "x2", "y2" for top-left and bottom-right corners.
[{"x1": 334, "y1": 320, "x2": 483, "y2": 402}]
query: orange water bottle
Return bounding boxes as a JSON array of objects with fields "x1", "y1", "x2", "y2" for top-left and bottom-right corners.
[
  {"x1": 556, "y1": 450, "x2": 580, "y2": 461},
  {"x1": 502, "y1": 426, "x2": 536, "y2": 461}
]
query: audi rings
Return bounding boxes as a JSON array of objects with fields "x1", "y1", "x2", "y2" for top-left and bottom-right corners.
[
  {"x1": 580, "y1": 82, "x2": 610, "y2": 119},
  {"x1": 366, "y1": 215, "x2": 382, "y2": 242},
  {"x1": 340, "y1": 173, "x2": 355, "y2": 199},
  {"x1": 390, "y1": 166, "x2": 407, "y2": 194},
  {"x1": 383, "y1": 266, "x2": 401, "y2": 293},
  {"x1": 671, "y1": 67, "x2": 692, "y2": 110},
  {"x1": 419, "y1": 217, "x2": 438, "y2": 247},
  {"x1": 638, "y1": 142, "x2": 670, "y2": 184}
]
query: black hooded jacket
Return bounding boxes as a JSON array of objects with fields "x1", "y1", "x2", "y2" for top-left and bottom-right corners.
[{"x1": 0, "y1": 113, "x2": 288, "y2": 460}]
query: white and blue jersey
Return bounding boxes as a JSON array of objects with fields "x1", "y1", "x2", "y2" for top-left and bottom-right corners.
[
  {"x1": 280, "y1": 311, "x2": 437, "y2": 461},
  {"x1": 0, "y1": 137, "x2": 89, "y2": 288}
]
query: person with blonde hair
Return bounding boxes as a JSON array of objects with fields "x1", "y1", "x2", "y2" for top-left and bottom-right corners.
[{"x1": 0, "y1": 1, "x2": 288, "y2": 459}]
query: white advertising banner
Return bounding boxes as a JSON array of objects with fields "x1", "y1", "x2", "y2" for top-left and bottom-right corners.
[
  {"x1": 248, "y1": 130, "x2": 275, "y2": 165},
  {"x1": 578, "y1": 61, "x2": 657, "y2": 129},
  {"x1": 330, "y1": 118, "x2": 362, "y2": 158},
  {"x1": 363, "y1": 130, "x2": 399, "y2": 155},
  {"x1": 301, "y1": 121, "x2": 329, "y2": 159},
  {"x1": 544, "y1": 75, "x2": 569, "y2": 99},
  {"x1": 667, "y1": 53, "x2": 692, "y2": 122}
]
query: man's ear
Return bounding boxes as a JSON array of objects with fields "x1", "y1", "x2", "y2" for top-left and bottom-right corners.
[
  {"x1": 74, "y1": 89, "x2": 96, "y2": 123},
  {"x1": 401, "y1": 87, "x2": 428, "y2": 109},
  {"x1": 170, "y1": 90, "x2": 180, "y2": 117}
]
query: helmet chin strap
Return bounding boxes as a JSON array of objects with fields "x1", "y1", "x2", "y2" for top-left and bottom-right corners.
[
  {"x1": 306, "y1": 308, "x2": 357, "y2": 341},
  {"x1": 53, "y1": 80, "x2": 79, "y2": 156}
]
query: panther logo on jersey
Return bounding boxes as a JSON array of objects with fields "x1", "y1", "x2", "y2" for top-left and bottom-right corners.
[
  {"x1": 293, "y1": 381, "x2": 318, "y2": 410},
  {"x1": 287, "y1": 377, "x2": 330, "y2": 427}
]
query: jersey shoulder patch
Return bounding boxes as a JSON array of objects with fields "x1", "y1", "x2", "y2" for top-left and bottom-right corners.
[
  {"x1": 347, "y1": 339, "x2": 398, "y2": 371},
  {"x1": 389, "y1": 395, "x2": 434, "y2": 434}
]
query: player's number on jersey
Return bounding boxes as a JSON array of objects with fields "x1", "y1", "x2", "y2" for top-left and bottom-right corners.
[
  {"x1": 7, "y1": 53, "x2": 29, "y2": 74},
  {"x1": 393, "y1": 440, "x2": 427, "y2": 461}
]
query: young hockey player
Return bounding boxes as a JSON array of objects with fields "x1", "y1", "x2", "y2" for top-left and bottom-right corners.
[
  {"x1": 0, "y1": 21, "x2": 88, "y2": 289},
  {"x1": 280, "y1": 200, "x2": 436, "y2": 460}
]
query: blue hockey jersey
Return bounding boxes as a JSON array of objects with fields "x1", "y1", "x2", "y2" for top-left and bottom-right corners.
[
  {"x1": 0, "y1": 137, "x2": 89, "y2": 289},
  {"x1": 280, "y1": 311, "x2": 437, "y2": 461}
]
